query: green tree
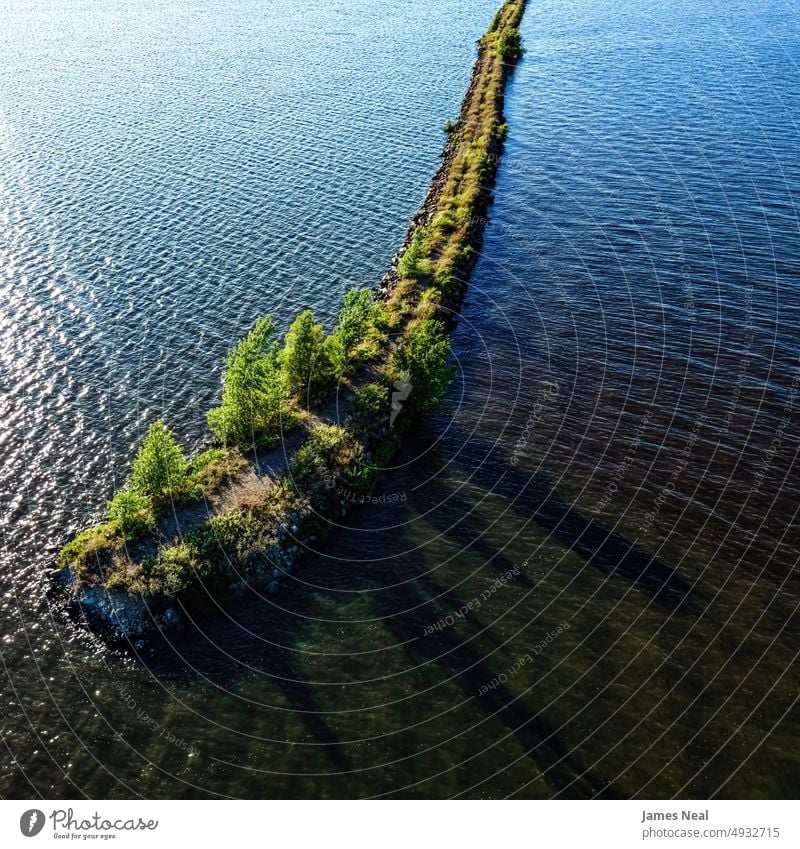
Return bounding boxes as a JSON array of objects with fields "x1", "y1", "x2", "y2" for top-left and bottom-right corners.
[
  {"x1": 281, "y1": 309, "x2": 339, "y2": 403},
  {"x1": 131, "y1": 420, "x2": 188, "y2": 499},
  {"x1": 334, "y1": 288, "x2": 378, "y2": 355},
  {"x1": 395, "y1": 319, "x2": 455, "y2": 414},
  {"x1": 208, "y1": 316, "x2": 286, "y2": 445}
]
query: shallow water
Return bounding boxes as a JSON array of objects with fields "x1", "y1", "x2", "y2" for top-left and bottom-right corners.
[{"x1": 1, "y1": 0, "x2": 799, "y2": 798}]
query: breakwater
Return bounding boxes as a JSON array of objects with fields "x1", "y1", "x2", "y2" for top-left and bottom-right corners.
[{"x1": 55, "y1": 0, "x2": 528, "y2": 640}]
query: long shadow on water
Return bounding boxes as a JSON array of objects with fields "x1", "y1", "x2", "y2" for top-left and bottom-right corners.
[{"x1": 406, "y1": 425, "x2": 706, "y2": 613}]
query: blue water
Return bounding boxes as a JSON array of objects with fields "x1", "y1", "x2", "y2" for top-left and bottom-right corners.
[{"x1": 1, "y1": 0, "x2": 799, "y2": 798}]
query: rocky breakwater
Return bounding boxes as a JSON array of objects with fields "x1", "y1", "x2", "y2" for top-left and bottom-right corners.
[{"x1": 54, "y1": 0, "x2": 528, "y2": 641}]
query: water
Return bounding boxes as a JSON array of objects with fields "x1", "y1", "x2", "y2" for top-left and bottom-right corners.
[{"x1": 1, "y1": 0, "x2": 799, "y2": 798}]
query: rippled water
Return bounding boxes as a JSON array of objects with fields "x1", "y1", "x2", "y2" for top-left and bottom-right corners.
[{"x1": 2, "y1": 0, "x2": 799, "y2": 798}]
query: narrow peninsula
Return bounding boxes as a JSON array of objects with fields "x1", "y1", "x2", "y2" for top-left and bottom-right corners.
[{"x1": 56, "y1": 0, "x2": 528, "y2": 639}]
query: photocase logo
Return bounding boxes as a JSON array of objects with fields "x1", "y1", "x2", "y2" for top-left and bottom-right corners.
[
  {"x1": 19, "y1": 810, "x2": 45, "y2": 837},
  {"x1": 390, "y1": 372, "x2": 412, "y2": 425}
]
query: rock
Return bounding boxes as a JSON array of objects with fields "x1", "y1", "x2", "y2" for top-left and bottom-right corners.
[
  {"x1": 134, "y1": 639, "x2": 147, "y2": 652},
  {"x1": 78, "y1": 587, "x2": 150, "y2": 639},
  {"x1": 272, "y1": 569, "x2": 281, "y2": 579},
  {"x1": 160, "y1": 607, "x2": 181, "y2": 629},
  {"x1": 267, "y1": 580, "x2": 280, "y2": 595}
]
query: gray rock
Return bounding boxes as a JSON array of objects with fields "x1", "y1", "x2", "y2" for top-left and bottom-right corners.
[
  {"x1": 267, "y1": 580, "x2": 280, "y2": 595},
  {"x1": 78, "y1": 587, "x2": 150, "y2": 638}
]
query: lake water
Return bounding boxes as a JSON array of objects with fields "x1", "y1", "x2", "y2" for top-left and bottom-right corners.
[{"x1": 1, "y1": 0, "x2": 799, "y2": 798}]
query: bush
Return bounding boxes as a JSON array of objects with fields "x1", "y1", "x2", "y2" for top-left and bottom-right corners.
[
  {"x1": 107, "y1": 488, "x2": 154, "y2": 539},
  {"x1": 444, "y1": 119, "x2": 456, "y2": 134},
  {"x1": 204, "y1": 508, "x2": 275, "y2": 565},
  {"x1": 290, "y1": 424, "x2": 361, "y2": 484},
  {"x1": 395, "y1": 319, "x2": 455, "y2": 413},
  {"x1": 187, "y1": 448, "x2": 248, "y2": 497},
  {"x1": 495, "y1": 122, "x2": 509, "y2": 141},
  {"x1": 145, "y1": 543, "x2": 208, "y2": 596},
  {"x1": 208, "y1": 316, "x2": 288, "y2": 447},
  {"x1": 396, "y1": 227, "x2": 429, "y2": 280},
  {"x1": 497, "y1": 28, "x2": 523, "y2": 61},
  {"x1": 131, "y1": 420, "x2": 188, "y2": 499},
  {"x1": 458, "y1": 244, "x2": 478, "y2": 269},
  {"x1": 345, "y1": 382, "x2": 389, "y2": 436},
  {"x1": 57, "y1": 522, "x2": 123, "y2": 575}
]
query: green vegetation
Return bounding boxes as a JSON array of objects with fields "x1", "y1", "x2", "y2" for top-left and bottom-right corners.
[
  {"x1": 57, "y1": 522, "x2": 123, "y2": 576},
  {"x1": 395, "y1": 319, "x2": 456, "y2": 413},
  {"x1": 107, "y1": 488, "x2": 154, "y2": 539},
  {"x1": 497, "y1": 27, "x2": 523, "y2": 61},
  {"x1": 333, "y1": 288, "x2": 380, "y2": 356},
  {"x1": 281, "y1": 309, "x2": 340, "y2": 404},
  {"x1": 207, "y1": 316, "x2": 290, "y2": 447},
  {"x1": 58, "y1": 0, "x2": 526, "y2": 616},
  {"x1": 290, "y1": 423, "x2": 362, "y2": 483},
  {"x1": 131, "y1": 420, "x2": 188, "y2": 499},
  {"x1": 444, "y1": 119, "x2": 456, "y2": 134},
  {"x1": 186, "y1": 448, "x2": 248, "y2": 498},
  {"x1": 345, "y1": 382, "x2": 389, "y2": 438},
  {"x1": 396, "y1": 226, "x2": 429, "y2": 280}
]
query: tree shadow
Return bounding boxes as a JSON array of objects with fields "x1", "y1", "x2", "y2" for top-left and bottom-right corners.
[
  {"x1": 137, "y1": 591, "x2": 351, "y2": 771},
  {"x1": 403, "y1": 426, "x2": 705, "y2": 613},
  {"x1": 370, "y1": 570, "x2": 619, "y2": 798}
]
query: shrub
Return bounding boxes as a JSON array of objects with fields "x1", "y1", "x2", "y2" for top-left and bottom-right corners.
[
  {"x1": 495, "y1": 122, "x2": 509, "y2": 141},
  {"x1": 396, "y1": 227, "x2": 429, "y2": 280},
  {"x1": 434, "y1": 273, "x2": 460, "y2": 300},
  {"x1": 145, "y1": 543, "x2": 208, "y2": 596},
  {"x1": 208, "y1": 316, "x2": 288, "y2": 447},
  {"x1": 444, "y1": 119, "x2": 456, "y2": 134},
  {"x1": 187, "y1": 448, "x2": 248, "y2": 497},
  {"x1": 204, "y1": 507, "x2": 275, "y2": 565},
  {"x1": 290, "y1": 424, "x2": 361, "y2": 484},
  {"x1": 57, "y1": 522, "x2": 123, "y2": 575},
  {"x1": 458, "y1": 244, "x2": 478, "y2": 269},
  {"x1": 432, "y1": 210, "x2": 457, "y2": 235},
  {"x1": 345, "y1": 382, "x2": 389, "y2": 436},
  {"x1": 395, "y1": 319, "x2": 455, "y2": 413},
  {"x1": 497, "y1": 28, "x2": 523, "y2": 61},
  {"x1": 319, "y1": 333, "x2": 346, "y2": 385},
  {"x1": 131, "y1": 420, "x2": 188, "y2": 499},
  {"x1": 107, "y1": 488, "x2": 154, "y2": 539}
]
